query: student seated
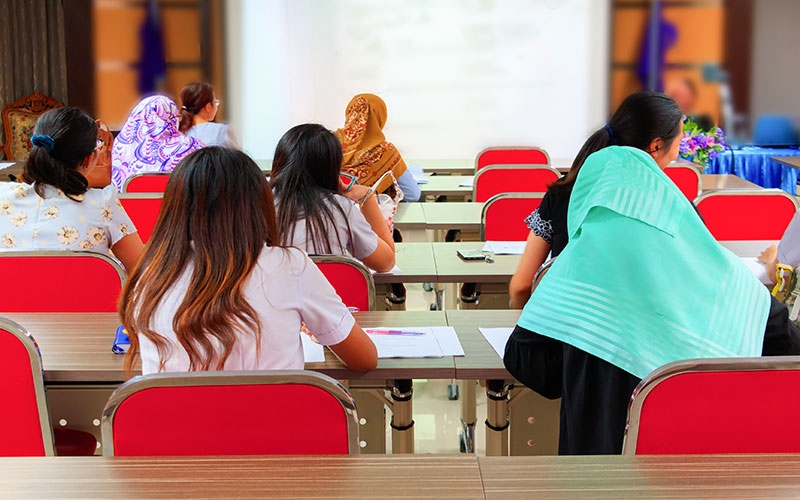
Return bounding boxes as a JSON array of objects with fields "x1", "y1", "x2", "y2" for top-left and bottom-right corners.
[
  {"x1": 503, "y1": 91, "x2": 800, "y2": 455},
  {"x1": 271, "y1": 124, "x2": 396, "y2": 273},
  {"x1": 111, "y1": 95, "x2": 202, "y2": 190},
  {"x1": 120, "y1": 147, "x2": 377, "y2": 376},
  {"x1": 334, "y1": 93, "x2": 420, "y2": 202},
  {"x1": 0, "y1": 107, "x2": 143, "y2": 272},
  {"x1": 179, "y1": 82, "x2": 239, "y2": 148}
]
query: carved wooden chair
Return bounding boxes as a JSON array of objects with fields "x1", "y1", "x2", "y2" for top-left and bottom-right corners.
[{"x1": 0, "y1": 92, "x2": 63, "y2": 161}]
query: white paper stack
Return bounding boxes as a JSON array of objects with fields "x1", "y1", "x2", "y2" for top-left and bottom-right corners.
[
  {"x1": 365, "y1": 326, "x2": 465, "y2": 359},
  {"x1": 741, "y1": 257, "x2": 772, "y2": 285},
  {"x1": 371, "y1": 265, "x2": 403, "y2": 275},
  {"x1": 301, "y1": 334, "x2": 325, "y2": 363},
  {"x1": 482, "y1": 241, "x2": 527, "y2": 255},
  {"x1": 458, "y1": 177, "x2": 475, "y2": 188},
  {"x1": 478, "y1": 327, "x2": 514, "y2": 358}
]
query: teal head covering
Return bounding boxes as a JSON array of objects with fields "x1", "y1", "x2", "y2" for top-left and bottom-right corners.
[{"x1": 517, "y1": 146, "x2": 769, "y2": 379}]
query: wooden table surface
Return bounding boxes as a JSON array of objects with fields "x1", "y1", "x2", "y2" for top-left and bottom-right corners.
[
  {"x1": 422, "y1": 202, "x2": 485, "y2": 231},
  {"x1": 447, "y1": 309, "x2": 520, "y2": 379},
  {"x1": 5, "y1": 310, "x2": 454, "y2": 384},
  {"x1": 772, "y1": 156, "x2": 800, "y2": 171},
  {"x1": 0, "y1": 161, "x2": 23, "y2": 181},
  {"x1": 701, "y1": 174, "x2": 762, "y2": 191},
  {"x1": 394, "y1": 202, "x2": 427, "y2": 230},
  {"x1": 479, "y1": 454, "x2": 800, "y2": 500},
  {"x1": 419, "y1": 175, "x2": 473, "y2": 198},
  {"x1": 433, "y1": 242, "x2": 519, "y2": 283},
  {"x1": 0, "y1": 455, "x2": 484, "y2": 500},
  {"x1": 373, "y1": 242, "x2": 438, "y2": 284}
]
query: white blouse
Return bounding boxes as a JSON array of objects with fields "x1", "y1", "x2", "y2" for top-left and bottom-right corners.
[
  {"x1": 0, "y1": 182, "x2": 136, "y2": 256},
  {"x1": 140, "y1": 246, "x2": 355, "y2": 374}
]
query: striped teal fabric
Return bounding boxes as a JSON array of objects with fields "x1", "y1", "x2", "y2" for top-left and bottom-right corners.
[{"x1": 517, "y1": 146, "x2": 770, "y2": 379}]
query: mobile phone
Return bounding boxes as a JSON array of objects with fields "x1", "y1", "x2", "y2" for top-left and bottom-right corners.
[
  {"x1": 339, "y1": 172, "x2": 357, "y2": 192},
  {"x1": 457, "y1": 249, "x2": 487, "y2": 261},
  {"x1": 112, "y1": 325, "x2": 130, "y2": 354}
]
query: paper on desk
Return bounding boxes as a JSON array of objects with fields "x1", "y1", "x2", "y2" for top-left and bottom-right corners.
[
  {"x1": 458, "y1": 177, "x2": 474, "y2": 188},
  {"x1": 431, "y1": 326, "x2": 465, "y2": 356},
  {"x1": 408, "y1": 163, "x2": 429, "y2": 184},
  {"x1": 0, "y1": 162, "x2": 15, "y2": 169},
  {"x1": 366, "y1": 327, "x2": 443, "y2": 358},
  {"x1": 371, "y1": 265, "x2": 402, "y2": 275},
  {"x1": 301, "y1": 334, "x2": 325, "y2": 363},
  {"x1": 741, "y1": 257, "x2": 772, "y2": 285},
  {"x1": 479, "y1": 327, "x2": 514, "y2": 359},
  {"x1": 482, "y1": 241, "x2": 526, "y2": 255}
]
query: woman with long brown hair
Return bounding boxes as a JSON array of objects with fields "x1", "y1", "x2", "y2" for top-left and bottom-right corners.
[
  {"x1": 120, "y1": 147, "x2": 377, "y2": 376},
  {"x1": 179, "y1": 82, "x2": 238, "y2": 148}
]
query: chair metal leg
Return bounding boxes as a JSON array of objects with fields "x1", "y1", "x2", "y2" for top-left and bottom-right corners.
[
  {"x1": 390, "y1": 379, "x2": 414, "y2": 454},
  {"x1": 349, "y1": 384, "x2": 388, "y2": 454}
]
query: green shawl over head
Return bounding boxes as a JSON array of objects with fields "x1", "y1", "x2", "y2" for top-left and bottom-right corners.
[{"x1": 517, "y1": 146, "x2": 769, "y2": 379}]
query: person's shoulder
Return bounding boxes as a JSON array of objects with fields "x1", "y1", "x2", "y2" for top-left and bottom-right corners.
[{"x1": 256, "y1": 244, "x2": 310, "y2": 273}]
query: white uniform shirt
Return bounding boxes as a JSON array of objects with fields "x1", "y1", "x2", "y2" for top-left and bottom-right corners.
[
  {"x1": 0, "y1": 182, "x2": 136, "y2": 255},
  {"x1": 140, "y1": 246, "x2": 354, "y2": 374}
]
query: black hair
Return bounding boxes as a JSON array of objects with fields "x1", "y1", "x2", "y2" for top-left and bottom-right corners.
[
  {"x1": 24, "y1": 107, "x2": 96, "y2": 201},
  {"x1": 550, "y1": 91, "x2": 683, "y2": 194},
  {"x1": 269, "y1": 123, "x2": 351, "y2": 254}
]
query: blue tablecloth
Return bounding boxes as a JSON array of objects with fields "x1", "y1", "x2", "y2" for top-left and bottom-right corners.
[{"x1": 705, "y1": 147, "x2": 800, "y2": 195}]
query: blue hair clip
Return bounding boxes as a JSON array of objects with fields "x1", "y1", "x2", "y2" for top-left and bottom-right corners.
[
  {"x1": 30, "y1": 134, "x2": 55, "y2": 153},
  {"x1": 603, "y1": 125, "x2": 616, "y2": 145}
]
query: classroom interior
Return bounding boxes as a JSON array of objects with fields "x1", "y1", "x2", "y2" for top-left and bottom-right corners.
[{"x1": 3, "y1": 0, "x2": 800, "y2": 498}]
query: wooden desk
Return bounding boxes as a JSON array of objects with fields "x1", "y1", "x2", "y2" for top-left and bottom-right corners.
[
  {"x1": 422, "y1": 202, "x2": 485, "y2": 232},
  {"x1": 447, "y1": 309, "x2": 519, "y2": 380},
  {"x1": 0, "y1": 161, "x2": 23, "y2": 181},
  {"x1": 0, "y1": 455, "x2": 484, "y2": 500},
  {"x1": 413, "y1": 158, "x2": 474, "y2": 176},
  {"x1": 419, "y1": 176, "x2": 473, "y2": 198},
  {"x1": 433, "y1": 242, "x2": 519, "y2": 283},
  {"x1": 393, "y1": 203, "x2": 427, "y2": 230},
  {"x1": 701, "y1": 174, "x2": 762, "y2": 191},
  {"x1": 372, "y1": 242, "x2": 438, "y2": 284},
  {"x1": 479, "y1": 454, "x2": 800, "y2": 500},
  {"x1": 721, "y1": 240, "x2": 777, "y2": 258},
  {"x1": 773, "y1": 156, "x2": 800, "y2": 171}
]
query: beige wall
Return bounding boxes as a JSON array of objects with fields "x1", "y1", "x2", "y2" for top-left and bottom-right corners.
[{"x1": 750, "y1": 0, "x2": 800, "y2": 127}]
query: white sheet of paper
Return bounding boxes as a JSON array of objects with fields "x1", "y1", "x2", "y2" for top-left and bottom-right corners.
[
  {"x1": 415, "y1": 173, "x2": 431, "y2": 184},
  {"x1": 479, "y1": 327, "x2": 514, "y2": 359},
  {"x1": 365, "y1": 327, "x2": 444, "y2": 358},
  {"x1": 431, "y1": 326, "x2": 465, "y2": 356},
  {"x1": 371, "y1": 265, "x2": 402, "y2": 275},
  {"x1": 741, "y1": 257, "x2": 772, "y2": 285},
  {"x1": 408, "y1": 162, "x2": 428, "y2": 184},
  {"x1": 482, "y1": 241, "x2": 527, "y2": 255},
  {"x1": 0, "y1": 162, "x2": 15, "y2": 169},
  {"x1": 458, "y1": 177, "x2": 474, "y2": 188},
  {"x1": 301, "y1": 334, "x2": 325, "y2": 363}
]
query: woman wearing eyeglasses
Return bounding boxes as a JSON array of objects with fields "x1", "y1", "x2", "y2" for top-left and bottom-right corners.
[
  {"x1": 0, "y1": 107, "x2": 144, "y2": 272},
  {"x1": 179, "y1": 82, "x2": 238, "y2": 149}
]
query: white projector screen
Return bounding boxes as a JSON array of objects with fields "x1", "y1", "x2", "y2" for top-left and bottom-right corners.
[{"x1": 226, "y1": 0, "x2": 610, "y2": 161}]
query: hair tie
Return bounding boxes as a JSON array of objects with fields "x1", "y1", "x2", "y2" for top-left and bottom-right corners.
[
  {"x1": 603, "y1": 125, "x2": 617, "y2": 145},
  {"x1": 30, "y1": 134, "x2": 55, "y2": 153}
]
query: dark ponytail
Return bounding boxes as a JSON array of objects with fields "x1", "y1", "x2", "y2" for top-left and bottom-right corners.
[
  {"x1": 550, "y1": 91, "x2": 683, "y2": 194},
  {"x1": 179, "y1": 82, "x2": 215, "y2": 133},
  {"x1": 24, "y1": 107, "x2": 95, "y2": 201}
]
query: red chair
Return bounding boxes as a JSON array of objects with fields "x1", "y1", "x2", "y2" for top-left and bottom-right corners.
[
  {"x1": 623, "y1": 356, "x2": 800, "y2": 455},
  {"x1": 473, "y1": 165, "x2": 559, "y2": 203},
  {"x1": 694, "y1": 190, "x2": 799, "y2": 240},
  {"x1": 0, "y1": 251, "x2": 125, "y2": 312},
  {"x1": 481, "y1": 193, "x2": 544, "y2": 241},
  {"x1": 119, "y1": 194, "x2": 163, "y2": 244},
  {"x1": 122, "y1": 172, "x2": 170, "y2": 193},
  {"x1": 475, "y1": 146, "x2": 550, "y2": 172},
  {"x1": 0, "y1": 317, "x2": 54, "y2": 456},
  {"x1": 664, "y1": 165, "x2": 701, "y2": 200},
  {"x1": 101, "y1": 371, "x2": 360, "y2": 456},
  {"x1": 311, "y1": 255, "x2": 376, "y2": 312}
]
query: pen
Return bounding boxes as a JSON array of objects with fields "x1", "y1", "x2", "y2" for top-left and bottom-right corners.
[{"x1": 366, "y1": 329, "x2": 425, "y2": 336}]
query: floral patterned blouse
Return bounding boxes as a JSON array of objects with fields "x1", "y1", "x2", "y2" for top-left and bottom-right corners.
[{"x1": 0, "y1": 182, "x2": 137, "y2": 256}]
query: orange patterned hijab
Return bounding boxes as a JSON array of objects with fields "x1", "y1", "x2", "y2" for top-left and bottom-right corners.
[{"x1": 334, "y1": 94, "x2": 407, "y2": 194}]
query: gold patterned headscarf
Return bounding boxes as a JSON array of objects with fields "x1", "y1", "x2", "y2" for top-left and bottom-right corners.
[{"x1": 334, "y1": 94, "x2": 407, "y2": 194}]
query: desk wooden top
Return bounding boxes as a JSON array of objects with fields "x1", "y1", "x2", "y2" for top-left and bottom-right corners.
[
  {"x1": 721, "y1": 240, "x2": 777, "y2": 258},
  {"x1": 372, "y1": 242, "x2": 437, "y2": 284},
  {"x1": 394, "y1": 202, "x2": 427, "y2": 230},
  {"x1": 419, "y1": 176, "x2": 473, "y2": 198},
  {"x1": 422, "y1": 202, "x2": 485, "y2": 231},
  {"x1": 479, "y1": 454, "x2": 800, "y2": 500},
  {"x1": 5, "y1": 310, "x2": 453, "y2": 384},
  {"x1": 701, "y1": 174, "x2": 762, "y2": 191},
  {"x1": 433, "y1": 242, "x2": 519, "y2": 283},
  {"x1": 772, "y1": 156, "x2": 800, "y2": 171},
  {"x1": 0, "y1": 161, "x2": 23, "y2": 181},
  {"x1": 0, "y1": 455, "x2": 484, "y2": 500},
  {"x1": 447, "y1": 309, "x2": 520, "y2": 379}
]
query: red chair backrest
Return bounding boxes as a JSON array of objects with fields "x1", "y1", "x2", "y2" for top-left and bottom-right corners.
[
  {"x1": 0, "y1": 318, "x2": 53, "y2": 456},
  {"x1": 663, "y1": 165, "x2": 701, "y2": 200},
  {"x1": 119, "y1": 195, "x2": 163, "y2": 244},
  {"x1": 0, "y1": 252, "x2": 125, "y2": 312},
  {"x1": 474, "y1": 166, "x2": 559, "y2": 203},
  {"x1": 482, "y1": 194, "x2": 544, "y2": 241},
  {"x1": 312, "y1": 257, "x2": 375, "y2": 312},
  {"x1": 695, "y1": 191, "x2": 798, "y2": 240},
  {"x1": 103, "y1": 371, "x2": 358, "y2": 456},
  {"x1": 624, "y1": 357, "x2": 800, "y2": 455},
  {"x1": 122, "y1": 173, "x2": 170, "y2": 193},
  {"x1": 476, "y1": 147, "x2": 550, "y2": 172}
]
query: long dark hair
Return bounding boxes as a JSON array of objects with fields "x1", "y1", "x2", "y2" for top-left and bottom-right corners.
[
  {"x1": 550, "y1": 91, "x2": 683, "y2": 194},
  {"x1": 179, "y1": 82, "x2": 215, "y2": 133},
  {"x1": 270, "y1": 123, "x2": 352, "y2": 254},
  {"x1": 120, "y1": 147, "x2": 280, "y2": 376},
  {"x1": 24, "y1": 107, "x2": 95, "y2": 201}
]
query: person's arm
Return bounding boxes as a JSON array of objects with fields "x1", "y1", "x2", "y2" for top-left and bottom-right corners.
[
  {"x1": 503, "y1": 324, "x2": 563, "y2": 399},
  {"x1": 509, "y1": 231, "x2": 551, "y2": 308},
  {"x1": 328, "y1": 321, "x2": 378, "y2": 371},
  {"x1": 111, "y1": 233, "x2": 144, "y2": 273},
  {"x1": 340, "y1": 181, "x2": 395, "y2": 272}
]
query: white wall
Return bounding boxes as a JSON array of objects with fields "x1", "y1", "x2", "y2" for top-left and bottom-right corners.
[
  {"x1": 227, "y1": 0, "x2": 610, "y2": 160},
  {"x1": 750, "y1": 0, "x2": 800, "y2": 126}
]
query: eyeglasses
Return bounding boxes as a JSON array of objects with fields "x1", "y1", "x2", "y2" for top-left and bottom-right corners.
[
  {"x1": 214, "y1": 99, "x2": 221, "y2": 106},
  {"x1": 94, "y1": 138, "x2": 104, "y2": 152}
]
